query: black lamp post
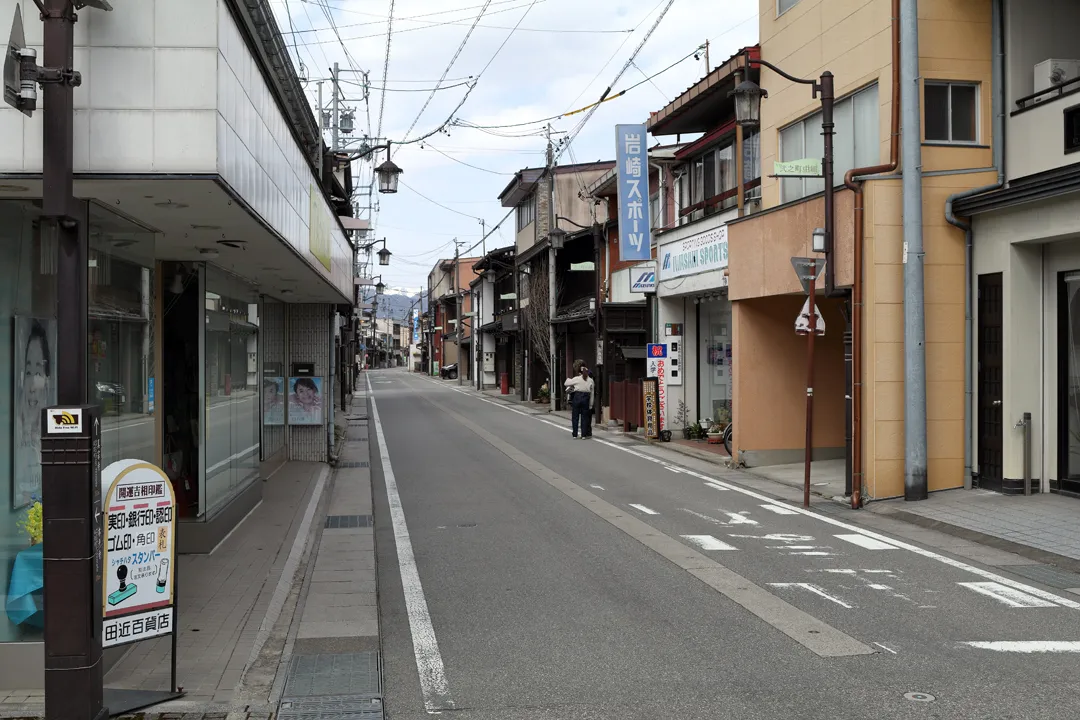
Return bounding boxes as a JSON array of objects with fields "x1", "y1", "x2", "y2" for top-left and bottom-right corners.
[
  {"x1": 730, "y1": 52, "x2": 836, "y2": 284},
  {"x1": 348, "y1": 142, "x2": 402, "y2": 194}
]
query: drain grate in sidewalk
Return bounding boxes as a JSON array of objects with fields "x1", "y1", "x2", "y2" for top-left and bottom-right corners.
[
  {"x1": 325, "y1": 514, "x2": 373, "y2": 529},
  {"x1": 278, "y1": 652, "x2": 383, "y2": 719},
  {"x1": 338, "y1": 461, "x2": 369, "y2": 469}
]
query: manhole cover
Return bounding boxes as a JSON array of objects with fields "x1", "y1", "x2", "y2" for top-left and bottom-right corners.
[
  {"x1": 1000, "y1": 564, "x2": 1080, "y2": 590},
  {"x1": 904, "y1": 692, "x2": 936, "y2": 703},
  {"x1": 325, "y1": 515, "x2": 373, "y2": 529}
]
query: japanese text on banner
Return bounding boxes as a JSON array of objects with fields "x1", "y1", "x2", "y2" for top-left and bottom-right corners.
[{"x1": 615, "y1": 124, "x2": 652, "y2": 262}]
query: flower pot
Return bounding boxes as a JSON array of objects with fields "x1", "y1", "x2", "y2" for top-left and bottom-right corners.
[
  {"x1": 681, "y1": 427, "x2": 692, "y2": 440},
  {"x1": 706, "y1": 432, "x2": 724, "y2": 445}
]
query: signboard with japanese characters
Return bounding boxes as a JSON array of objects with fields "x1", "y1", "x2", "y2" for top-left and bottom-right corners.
[
  {"x1": 101, "y1": 460, "x2": 177, "y2": 648},
  {"x1": 646, "y1": 343, "x2": 667, "y2": 431},
  {"x1": 615, "y1": 124, "x2": 652, "y2": 262},
  {"x1": 642, "y1": 377, "x2": 659, "y2": 440}
]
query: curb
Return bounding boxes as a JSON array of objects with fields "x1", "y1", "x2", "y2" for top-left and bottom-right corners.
[{"x1": 867, "y1": 505, "x2": 1080, "y2": 575}]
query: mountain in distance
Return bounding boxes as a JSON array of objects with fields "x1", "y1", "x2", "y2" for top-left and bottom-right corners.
[{"x1": 375, "y1": 289, "x2": 423, "y2": 321}]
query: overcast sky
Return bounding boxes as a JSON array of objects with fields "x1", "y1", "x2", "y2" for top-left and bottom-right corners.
[{"x1": 269, "y1": 0, "x2": 759, "y2": 292}]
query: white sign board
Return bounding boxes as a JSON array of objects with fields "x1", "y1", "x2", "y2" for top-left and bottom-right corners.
[
  {"x1": 629, "y1": 262, "x2": 656, "y2": 293},
  {"x1": 46, "y1": 407, "x2": 84, "y2": 434},
  {"x1": 102, "y1": 461, "x2": 177, "y2": 648},
  {"x1": 646, "y1": 344, "x2": 668, "y2": 431},
  {"x1": 795, "y1": 298, "x2": 826, "y2": 336},
  {"x1": 659, "y1": 225, "x2": 728, "y2": 280}
]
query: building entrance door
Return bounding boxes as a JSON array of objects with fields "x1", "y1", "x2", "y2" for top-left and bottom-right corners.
[
  {"x1": 977, "y1": 273, "x2": 1003, "y2": 491},
  {"x1": 1058, "y1": 272, "x2": 1080, "y2": 494}
]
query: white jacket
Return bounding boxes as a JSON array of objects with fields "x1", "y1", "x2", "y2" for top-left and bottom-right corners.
[{"x1": 563, "y1": 375, "x2": 595, "y2": 407}]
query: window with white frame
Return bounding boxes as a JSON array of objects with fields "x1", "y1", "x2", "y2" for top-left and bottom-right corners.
[
  {"x1": 516, "y1": 194, "x2": 536, "y2": 232},
  {"x1": 778, "y1": 0, "x2": 801, "y2": 15},
  {"x1": 924, "y1": 81, "x2": 978, "y2": 144},
  {"x1": 779, "y1": 83, "x2": 879, "y2": 203}
]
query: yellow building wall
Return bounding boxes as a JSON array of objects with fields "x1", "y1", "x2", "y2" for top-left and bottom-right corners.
[{"x1": 742, "y1": 0, "x2": 996, "y2": 498}]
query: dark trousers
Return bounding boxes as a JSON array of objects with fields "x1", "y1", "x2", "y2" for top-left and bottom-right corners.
[{"x1": 571, "y1": 392, "x2": 592, "y2": 437}]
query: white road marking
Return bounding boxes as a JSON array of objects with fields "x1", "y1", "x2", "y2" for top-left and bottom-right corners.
[
  {"x1": 368, "y1": 376, "x2": 455, "y2": 712},
  {"x1": 835, "y1": 534, "x2": 898, "y2": 551},
  {"x1": 680, "y1": 508, "x2": 726, "y2": 524},
  {"x1": 770, "y1": 583, "x2": 854, "y2": 608},
  {"x1": 958, "y1": 582, "x2": 1060, "y2": 608},
  {"x1": 681, "y1": 534, "x2": 737, "y2": 551},
  {"x1": 790, "y1": 551, "x2": 835, "y2": 556},
  {"x1": 432, "y1": 373, "x2": 1080, "y2": 610},
  {"x1": 760, "y1": 504, "x2": 799, "y2": 515},
  {"x1": 589, "y1": 484, "x2": 605, "y2": 490},
  {"x1": 629, "y1": 503, "x2": 659, "y2": 515},
  {"x1": 732, "y1": 533, "x2": 815, "y2": 543},
  {"x1": 873, "y1": 642, "x2": 898, "y2": 655},
  {"x1": 961, "y1": 641, "x2": 1080, "y2": 653},
  {"x1": 723, "y1": 511, "x2": 757, "y2": 525}
]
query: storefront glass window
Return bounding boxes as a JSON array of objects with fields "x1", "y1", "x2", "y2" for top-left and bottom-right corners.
[
  {"x1": 699, "y1": 298, "x2": 733, "y2": 424},
  {"x1": 261, "y1": 297, "x2": 286, "y2": 459},
  {"x1": 0, "y1": 201, "x2": 55, "y2": 643},
  {"x1": 88, "y1": 204, "x2": 157, "y2": 469},
  {"x1": 204, "y1": 266, "x2": 260, "y2": 517}
]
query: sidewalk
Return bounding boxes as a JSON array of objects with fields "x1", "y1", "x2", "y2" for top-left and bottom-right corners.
[
  {"x1": 0, "y1": 386, "x2": 380, "y2": 720},
  {"x1": 457, "y1": 380, "x2": 1080, "y2": 575}
]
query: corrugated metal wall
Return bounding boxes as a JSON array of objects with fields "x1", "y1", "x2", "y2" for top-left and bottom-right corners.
[
  {"x1": 261, "y1": 297, "x2": 287, "y2": 459},
  {"x1": 288, "y1": 303, "x2": 331, "y2": 462}
]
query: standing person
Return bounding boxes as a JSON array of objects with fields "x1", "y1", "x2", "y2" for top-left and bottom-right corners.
[{"x1": 563, "y1": 365, "x2": 595, "y2": 439}]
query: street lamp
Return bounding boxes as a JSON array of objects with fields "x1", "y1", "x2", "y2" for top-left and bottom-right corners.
[
  {"x1": 376, "y1": 156, "x2": 402, "y2": 194},
  {"x1": 732, "y1": 51, "x2": 836, "y2": 282},
  {"x1": 548, "y1": 226, "x2": 568, "y2": 251},
  {"x1": 812, "y1": 227, "x2": 826, "y2": 254},
  {"x1": 375, "y1": 279, "x2": 385, "y2": 295},
  {"x1": 378, "y1": 246, "x2": 391, "y2": 266}
]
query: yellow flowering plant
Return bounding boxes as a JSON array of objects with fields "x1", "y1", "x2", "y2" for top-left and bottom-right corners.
[{"x1": 18, "y1": 500, "x2": 43, "y2": 546}]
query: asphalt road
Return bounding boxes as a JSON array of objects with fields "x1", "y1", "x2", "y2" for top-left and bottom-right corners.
[{"x1": 369, "y1": 369, "x2": 1080, "y2": 720}]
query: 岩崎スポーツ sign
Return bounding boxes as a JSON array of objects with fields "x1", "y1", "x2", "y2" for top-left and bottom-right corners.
[{"x1": 659, "y1": 225, "x2": 729, "y2": 280}]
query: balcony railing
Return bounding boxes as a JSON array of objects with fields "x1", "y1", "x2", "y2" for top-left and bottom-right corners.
[{"x1": 1015, "y1": 76, "x2": 1080, "y2": 114}]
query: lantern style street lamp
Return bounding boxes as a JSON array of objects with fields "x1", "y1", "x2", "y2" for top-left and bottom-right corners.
[
  {"x1": 376, "y1": 156, "x2": 403, "y2": 194},
  {"x1": 730, "y1": 78, "x2": 767, "y2": 128}
]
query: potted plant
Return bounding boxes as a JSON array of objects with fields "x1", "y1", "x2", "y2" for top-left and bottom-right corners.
[
  {"x1": 674, "y1": 401, "x2": 691, "y2": 439},
  {"x1": 714, "y1": 405, "x2": 731, "y2": 432},
  {"x1": 537, "y1": 382, "x2": 551, "y2": 404},
  {"x1": 688, "y1": 421, "x2": 703, "y2": 440},
  {"x1": 18, "y1": 500, "x2": 43, "y2": 546},
  {"x1": 706, "y1": 421, "x2": 725, "y2": 444}
]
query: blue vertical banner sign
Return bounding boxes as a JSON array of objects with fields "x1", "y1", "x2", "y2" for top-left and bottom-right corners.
[
  {"x1": 412, "y1": 308, "x2": 420, "y2": 344},
  {"x1": 616, "y1": 124, "x2": 652, "y2": 262}
]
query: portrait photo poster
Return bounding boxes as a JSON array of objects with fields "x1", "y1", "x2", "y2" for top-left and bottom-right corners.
[
  {"x1": 262, "y1": 376, "x2": 285, "y2": 426},
  {"x1": 12, "y1": 316, "x2": 58, "y2": 510},
  {"x1": 287, "y1": 376, "x2": 323, "y2": 426}
]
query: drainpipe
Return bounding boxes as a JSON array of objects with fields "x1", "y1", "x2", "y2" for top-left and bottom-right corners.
[
  {"x1": 845, "y1": 0, "x2": 901, "y2": 509},
  {"x1": 900, "y1": 0, "x2": 928, "y2": 501},
  {"x1": 945, "y1": 0, "x2": 1005, "y2": 491}
]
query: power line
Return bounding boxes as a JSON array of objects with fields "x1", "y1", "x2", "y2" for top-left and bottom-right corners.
[
  {"x1": 420, "y1": 144, "x2": 515, "y2": 175},
  {"x1": 400, "y1": 180, "x2": 484, "y2": 220},
  {"x1": 399, "y1": 1, "x2": 493, "y2": 145},
  {"x1": 376, "y1": 0, "x2": 395, "y2": 140},
  {"x1": 338, "y1": 78, "x2": 473, "y2": 93}
]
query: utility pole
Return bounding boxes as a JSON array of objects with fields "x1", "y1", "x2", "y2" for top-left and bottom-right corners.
[
  {"x1": 704, "y1": 39, "x2": 710, "y2": 71},
  {"x1": 1, "y1": 2, "x2": 119, "y2": 718},
  {"x1": 331, "y1": 62, "x2": 340, "y2": 152},
  {"x1": 545, "y1": 124, "x2": 558, "y2": 410},
  {"x1": 317, "y1": 80, "x2": 324, "y2": 179},
  {"x1": 453, "y1": 239, "x2": 465, "y2": 386},
  {"x1": 479, "y1": 217, "x2": 486, "y2": 257}
]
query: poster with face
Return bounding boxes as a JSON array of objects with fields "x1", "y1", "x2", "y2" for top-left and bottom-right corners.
[
  {"x1": 287, "y1": 376, "x2": 323, "y2": 426},
  {"x1": 262, "y1": 377, "x2": 285, "y2": 426},
  {"x1": 13, "y1": 317, "x2": 58, "y2": 509}
]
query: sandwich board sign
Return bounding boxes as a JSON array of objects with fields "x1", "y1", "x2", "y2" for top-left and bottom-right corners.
[{"x1": 102, "y1": 460, "x2": 177, "y2": 647}]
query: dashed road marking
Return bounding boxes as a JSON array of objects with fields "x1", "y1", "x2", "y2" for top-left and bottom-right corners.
[
  {"x1": 770, "y1": 583, "x2": 854, "y2": 608},
  {"x1": 589, "y1": 484, "x2": 605, "y2": 490},
  {"x1": 835, "y1": 533, "x2": 898, "y2": 550},
  {"x1": 629, "y1": 503, "x2": 659, "y2": 515},
  {"x1": 961, "y1": 641, "x2": 1080, "y2": 653},
  {"x1": 959, "y1": 582, "x2": 1060, "y2": 608},
  {"x1": 760, "y1": 504, "x2": 799, "y2": 515},
  {"x1": 681, "y1": 535, "x2": 738, "y2": 551},
  {"x1": 873, "y1": 642, "x2": 898, "y2": 654}
]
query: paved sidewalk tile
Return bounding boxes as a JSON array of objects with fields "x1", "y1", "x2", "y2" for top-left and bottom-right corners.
[{"x1": 871, "y1": 489, "x2": 1080, "y2": 568}]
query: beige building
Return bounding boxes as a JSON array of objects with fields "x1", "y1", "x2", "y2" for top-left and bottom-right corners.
[{"x1": 728, "y1": 0, "x2": 998, "y2": 501}]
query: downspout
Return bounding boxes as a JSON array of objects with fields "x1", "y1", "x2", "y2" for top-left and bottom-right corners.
[
  {"x1": 945, "y1": 0, "x2": 1005, "y2": 491},
  {"x1": 845, "y1": 0, "x2": 901, "y2": 509}
]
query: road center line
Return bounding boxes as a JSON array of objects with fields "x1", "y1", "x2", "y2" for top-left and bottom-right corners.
[
  {"x1": 420, "y1": 393, "x2": 873, "y2": 659},
  {"x1": 368, "y1": 376, "x2": 455, "y2": 713}
]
